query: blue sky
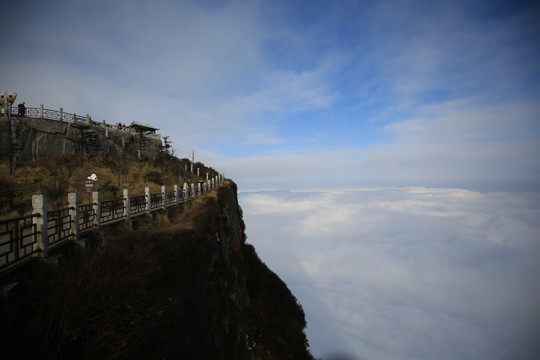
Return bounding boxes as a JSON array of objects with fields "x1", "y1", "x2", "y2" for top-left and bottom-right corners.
[
  {"x1": 3, "y1": 2, "x2": 540, "y2": 359},
  {"x1": 2, "y1": 0, "x2": 539, "y2": 192}
]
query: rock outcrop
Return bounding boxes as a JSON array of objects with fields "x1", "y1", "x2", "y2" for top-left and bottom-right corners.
[{"x1": 0, "y1": 117, "x2": 161, "y2": 161}]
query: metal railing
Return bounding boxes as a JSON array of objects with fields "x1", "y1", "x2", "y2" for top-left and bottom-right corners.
[
  {"x1": 165, "y1": 191, "x2": 176, "y2": 206},
  {"x1": 78, "y1": 203, "x2": 96, "y2": 233},
  {"x1": 130, "y1": 195, "x2": 147, "y2": 216},
  {"x1": 150, "y1": 192, "x2": 164, "y2": 211},
  {"x1": 0, "y1": 214, "x2": 40, "y2": 272},
  {"x1": 100, "y1": 198, "x2": 125, "y2": 225},
  {"x1": 0, "y1": 175, "x2": 225, "y2": 277},
  {"x1": 47, "y1": 208, "x2": 73, "y2": 248}
]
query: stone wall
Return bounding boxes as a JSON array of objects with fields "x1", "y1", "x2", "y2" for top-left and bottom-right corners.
[{"x1": 0, "y1": 117, "x2": 161, "y2": 161}]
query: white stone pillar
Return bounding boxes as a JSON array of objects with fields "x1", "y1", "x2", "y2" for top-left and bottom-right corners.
[
  {"x1": 123, "y1": 189, "x2": 131, "y2": 222},
  {"x1": 92, "y1": 191, "x2": 101, "y2": 229},
  {"x1": 161, "y1": 185, "x2": 167, "y2": 208},
  {"x1": 68, "y1": 192, "x2": 80, "y2": 241},
  {"x1": 174, "y1": 184, "x2": 179, "y2": 204},
  {"x1": 32, "y1": 194, "x2": 48, "y2": 257},
  {"x1": 145, "y1": 187, "x2": 151, "y2": 213},
  {"x1": 183, "y1": 183, "x2": 189, "y2": 200}
]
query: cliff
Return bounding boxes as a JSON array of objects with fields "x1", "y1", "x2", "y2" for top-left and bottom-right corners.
[
  {"x1": 1, "y1": 180, "x2": 314, "y2": 360},
  {"x1": 0, "y1": 116, "x2": 161, "y2": 161}
]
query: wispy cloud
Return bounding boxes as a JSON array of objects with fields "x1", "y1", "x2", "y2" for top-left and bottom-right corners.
[{"x1": 4, "y1": 1, "x2": 539, "y2": 193}]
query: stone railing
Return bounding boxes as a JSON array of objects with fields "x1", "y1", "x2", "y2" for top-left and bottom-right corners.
[
  {"x1": 4, "y1": 105, "x2": 162, "y2": 141},
  {"x1": 0, "y1": 175, "x2": 225, "y2": 276},
  {"x1": 5, "y1": 104, "x2": 89, "y2": 123}
]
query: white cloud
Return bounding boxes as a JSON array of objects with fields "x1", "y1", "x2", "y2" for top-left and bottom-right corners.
[
  {"x1": 239, "y1": 188, "x2": 540, "y2": 359},
  {"x1": 4, "y1": 0, "x2": 538, "y2": 193}
]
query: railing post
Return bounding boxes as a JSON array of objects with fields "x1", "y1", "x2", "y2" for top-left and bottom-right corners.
[
  {"x1": 197, "y1": 168, "x2": 200, "y2": 177},
  {"x1": 32, "y1": 194, "x2": 48, "y2": 257},
  {"x1": 40, "y1": 104, "x2": 44, "y2": 120},
  {"x1": 183, "y1": 183, "x2": 189, "y2": 200},
  {"x1": 86, "y1": 114, "x2": 90, "y2": 124},
  {"x1": 207, "y1": 179, "x2": 211, "y2": 191},
  {"x1": 174, "y1": 184, "x2": 179, "y2": 204},
  {"x1": 206, "y1": 172, "x2": 209, "y2": 181},
  {"x1": 145, "y1": 187, "x2": 151, "y2": 213},
  {"x1": 68, "y1": 192, "x2": 80, "y2": 241},
  {"x1": 161, "y1": 185, "x2": 167, "y2": 208},
  {"x1": 60, "y1": 107, "x2": 63, "y2": 121},
  {"x1": 123, "y1": 189, "x2": 131, "y2": 222},
  {"x1": 191, "y1": 183, "x2": 195, "y2": 197},
  {"x1": 92, "y1": 191, "x2": 101, "y2": 229}
]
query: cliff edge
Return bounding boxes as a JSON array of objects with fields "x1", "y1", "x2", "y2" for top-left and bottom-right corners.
[
  {"x1": 0, "y1": 116, "x2": 161, "y2": 161},
  {"x1": 1, "y1": 180, "x2": 314, "y2": 360}
]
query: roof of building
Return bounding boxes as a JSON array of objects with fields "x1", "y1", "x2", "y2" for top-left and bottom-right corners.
[{"x1": 129, "y1": 121, "x2": 159, "y2": 132}]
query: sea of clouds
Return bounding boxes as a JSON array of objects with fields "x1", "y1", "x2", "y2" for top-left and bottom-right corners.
[{"x1": 238, "y1": 187, "x2": 540, "y2": 360}]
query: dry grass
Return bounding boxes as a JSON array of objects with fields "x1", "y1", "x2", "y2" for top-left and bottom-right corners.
[{"x1": 0, "y1": 155, "x2": 217, "y2": 217}]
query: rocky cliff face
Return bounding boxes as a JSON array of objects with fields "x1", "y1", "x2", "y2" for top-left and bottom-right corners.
[
  {"x1": 0, "y1": 117, "x2": 160, "y2": 161},
  {"x1": 1, "y1": 180, "x2": 314, "y2": 360}
]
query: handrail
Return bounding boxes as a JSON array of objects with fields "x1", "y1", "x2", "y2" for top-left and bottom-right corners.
[
  {"x1": 0, "y1": 175, "x2": 225, "y2": 277},
  {"x1": 8, "y1": 106, "x2": 87, "y2": 123},
  {"x1": 0, "y1": 214, "x2": 41, "y2": 274},
  {"x1": 6, "y1": 106, "x2": 161, "y2": 140}
]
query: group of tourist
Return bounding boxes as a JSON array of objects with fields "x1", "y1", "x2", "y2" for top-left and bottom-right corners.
[{"x1": 116, "y1": 122, "x2": 128, "y2": 130}]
